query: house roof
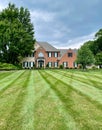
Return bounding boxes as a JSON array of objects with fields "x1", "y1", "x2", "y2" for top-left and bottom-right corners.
[
  {"x1": 59, "y1": 49, "x2": 68, "y2": 57},
  {"x1": 36, "y1": 41, "x2": 77, "y2": 56},
  {"x1": 58, "y1": 49, "x2": 77, "y2": 57},
  {"x1": 36, "y1": 41, "x2": 59, "y2": 52}
]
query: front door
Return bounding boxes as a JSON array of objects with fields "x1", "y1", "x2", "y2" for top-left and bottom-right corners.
[{"x1": 38, "y1": 60, "x2": 44, "y2": 68}]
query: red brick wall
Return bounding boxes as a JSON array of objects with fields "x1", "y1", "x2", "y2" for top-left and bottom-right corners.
[
  {"x1": 35, "y1": 47, "x2": 59, "y2": 67},
  {"x1": 35, "y1": 47, "x2": 77, "y2": 68},
  {"x1": 35, "y1": 47, "x2": 47, "y2": 67},
  {"x1": 59, "y1": 50, "x2": 77, "y2": 68}
]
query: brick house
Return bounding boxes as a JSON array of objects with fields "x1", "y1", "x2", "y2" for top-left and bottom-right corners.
[{"x1": 22, "y1": 41, "x2": 77, "y2": 68}]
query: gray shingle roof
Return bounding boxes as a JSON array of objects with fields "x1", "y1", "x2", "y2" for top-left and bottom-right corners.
[
  {"x1": 36, "y1": 41, "x2": 77, "y2": 57},
  {"x1": 58, "y1": 49, "x2": 77, "y2": 58},
  {"x1": 73, "y1": 49, "x2": 77, "y2": 54},
  {"x1": 59, "y1": 49, "x2": 68, "y2": 57},
  {"x1": 37, "y1": 41, "x2": 59, "y2": 52}
]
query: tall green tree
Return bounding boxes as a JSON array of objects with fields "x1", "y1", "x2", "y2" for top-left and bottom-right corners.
[
  {"x1": 95, "y1": 29, "x2": 102, "y2": 53},
  {"x1": 0, "y1": 3, "x2": 35, "y2": 64},
  {"x1": 84, "y1": 40, "x2": 99, "y2": 55},
  {"x1": 77, "y1": 45, "x2": 95, "y2": 69},
  {"x1": 95, "y1": 52, "x2": 102, "y2": 68}
]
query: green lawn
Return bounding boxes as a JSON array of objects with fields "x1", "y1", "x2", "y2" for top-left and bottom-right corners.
[{"x1": 0, "y1": 70, "x2": 102, "y2": 130}]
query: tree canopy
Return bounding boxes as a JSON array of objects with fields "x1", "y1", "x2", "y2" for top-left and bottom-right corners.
[
  {"x1": 95, "y1": 52, "x2": 102, "y2": 67},
  {"x1": 77, "y1": 45, "x2": 95, "y2": 69},
  {"x1": 77, "y1": 28, "x2": 102, "y2": 68},
  {"x1": 0, "y1": 3, "x2": 35, "y2": 64}
]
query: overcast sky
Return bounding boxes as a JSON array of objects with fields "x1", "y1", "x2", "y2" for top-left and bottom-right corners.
[{"x1": 0, "y1": 0, "x2": 102, "y2": 48}]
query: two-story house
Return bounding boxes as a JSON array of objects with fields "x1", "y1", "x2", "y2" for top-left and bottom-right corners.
[{"x1": 21, "y1": 41, "x2": 77, "y2": 68}]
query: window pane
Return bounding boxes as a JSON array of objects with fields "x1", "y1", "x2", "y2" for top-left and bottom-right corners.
[
  {"x1": 48, "y1": 52, "x2": 52, "y2": 57},
  {"x1": 48, "y1": 62, "x2": 52, "y2": 67},
  {"x1": 25, "y1": 62, "x2": 28, "y2": 67},
  {"x1": 64, "y1": 62, "x2": 66, "y2": 67},
  {"x1": 38, "y1": 52, "x2": 44, "y2": 57},
  {"x1": 54, "y1": 62, "x2": 58, "y2": 67},
  {"x1": 28, "y1": 62, "x2": 31, "y2": 67},
  {"x1": 31, "y1": 62, "x2": 34, "y2": 67},
  {"x1": 23, "y1": 62, "x2": 25, "y2": 67},
  {"x1": 55, "y1": 52, "x2": 58, "y2": 57},
  {"x1": 68, "y1": 53, "x2": 73, "y2": 57},
  {"x1": 73, "y1": 62, "x2": 77, "y2": 67},
  {"x1": 63, "y1": 62, "x2": 68, "y2": 67},
  {"x1": 31, "y1": 52, "x2": 34, "y2": 57}
]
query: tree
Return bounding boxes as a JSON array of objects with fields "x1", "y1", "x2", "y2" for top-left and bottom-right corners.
[
  {"x1": 76, "y1": 29, "x2": 102, "y2": 69},
  {"x1": 95, "y1": 29, "x2": 102, "y2": 38},
  {"x1": 0, "y1": 3, "x2": 35, "y2": 64},
  {"x1": 95, "y1": 29, "x2": 102, "y2": 53},
  {"x1": 77, "y1": 45, "x2": 95, "y2": 69},
  {"x1": 95, "y1": 52, "x2": 102, "y2": 68},
  {"x1": 84, "y1": 40, "x2": 99, "y2": 55}
]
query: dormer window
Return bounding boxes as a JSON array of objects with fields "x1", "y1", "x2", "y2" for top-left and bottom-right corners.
[{"x1": 38, "y1": 52, "x2": 44, "y2": 57}]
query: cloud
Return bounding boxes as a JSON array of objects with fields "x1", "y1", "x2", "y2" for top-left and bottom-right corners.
[
  {"x1": 52, "y1": 27, "x2": 71, "y2": 39},
  {"x1": 0, "y1": 0, "x2": 102, "y2": 49},
  {"x1": 52, "y1": 32, "x2": 96, "y2": 49},
  {"x1": 30, "y1": 10, "x2": 56, "y2": 23},
  {"x1": 67, "y1": 32, "x2": 95, "y2": 47}
]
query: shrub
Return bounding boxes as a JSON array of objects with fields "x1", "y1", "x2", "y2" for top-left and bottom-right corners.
[
  {"x1": 0, "y1": 62, "x2": 18, "y2": 70},
  {"x1": 59, "y1": 65, "x2": 63, "y2": 69},
  {"x1": 92, "y1": 66, "x2": 98, "y2": 70},
  {"x1": 65, "y1": 67, "x2": 69, "y2": 69}
]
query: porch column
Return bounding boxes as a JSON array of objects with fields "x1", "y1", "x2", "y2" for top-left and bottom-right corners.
[
  {"x1": 37, "y1": 59, "x2": 38, "y2": 68},
  {"x1": 44, "y1": 59, "x2": 45, "y2": 68}
]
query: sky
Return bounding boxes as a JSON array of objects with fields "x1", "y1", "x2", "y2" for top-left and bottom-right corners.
[{"x1": 0, "y1": 0, "x2": 102, "y2": 49}]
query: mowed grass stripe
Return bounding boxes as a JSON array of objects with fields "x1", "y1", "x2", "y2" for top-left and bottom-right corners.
[
  {"x1": 20, "y1": 71, "x2": 35, "y2": 130},
  {"x1": 0, "y1": 70, "x2": 102, "y2": 130},
  {"x1": 34, "y1": 70, "x2": 50, "y2": 105},
  {"x1": 0, "y1": 70, "x2": 23, "y2": 83},
  {"x1": 3, "y1": 71, "x2": 31, "y2": 130},
  {"x1": 34, "y1": 70, "x2": 77, "y2": 130},
  {"x1": 0, "y1": 71, "x2": 26, "y2": 95},
  {"x1": 52, "y1": 70, "x2": 102, "y2": 90},
  {"x1": 0, "y1": 71, "x2": 15, "y2": 80},
  {"x1": 73, "y1": 71, "x2": 102, "y2": 88},
  {"x1": 47, "y1": 70, "x2": 102, "y2": 108},
  {"x1": 46, "y1": 70, "x2": 102, "y2": 105},
  {"x1": 0, "y1": 70, "x2": 30, "y2": 130},
  {"x1": 39, "y1": 70, "x2": 102, "y2": 129},
  {"x1": 38, "y1": 71, "x2": 81, "y2": 129},
  {"x1": 0, "y1": 70, "x2": 25, "y2": 91}
]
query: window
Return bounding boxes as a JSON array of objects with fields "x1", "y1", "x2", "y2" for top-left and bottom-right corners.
[
  {"x1": 68, "y1": 53, "x2": 73, "y2": 57},
  {"x1": 28, "y1": 62, "x2": 31, "y2": 68},
  {"x1": 31, "y1": 52, "x2": 34, "y2": 57},
  {"x1": 23, "y1": 62, "x2": 28, "y2": 68},
  {"x1": 54, "y1": 62, "x2": 58, "y2": 67},
  {"x1": 31, "y1": 62, "x2": 34, "y2": 67},
  {"x1": 23, "y1": 61, "x2": 34, "y2": 68},
  {"x1": 48, "y1": 62, "x2": 52, "y2": 67},
  {"x1": 27, "y1": 54, "x2": 30, "y2": 57},
  {"x1": 48, "y1": 52, "x2": 52, "y2": 57},
  {"x1": 38, "y1": 52, "x2": 44, "y2": 57},
  {"x1": 23, "y1": 62, "x2": 25, "y2": 67},
  {"x1": 25, "y1": 53, "x2": 34, "y2": 57},
  {"x1": 54, "y1": 52, "x2": 58, "y2": 57},
  {"x1": 63, "y1": 62, "x2": 68, "y2": 68},
  {"x1": 73, "y1": 62, "x2": 77, "y2": 68}
]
